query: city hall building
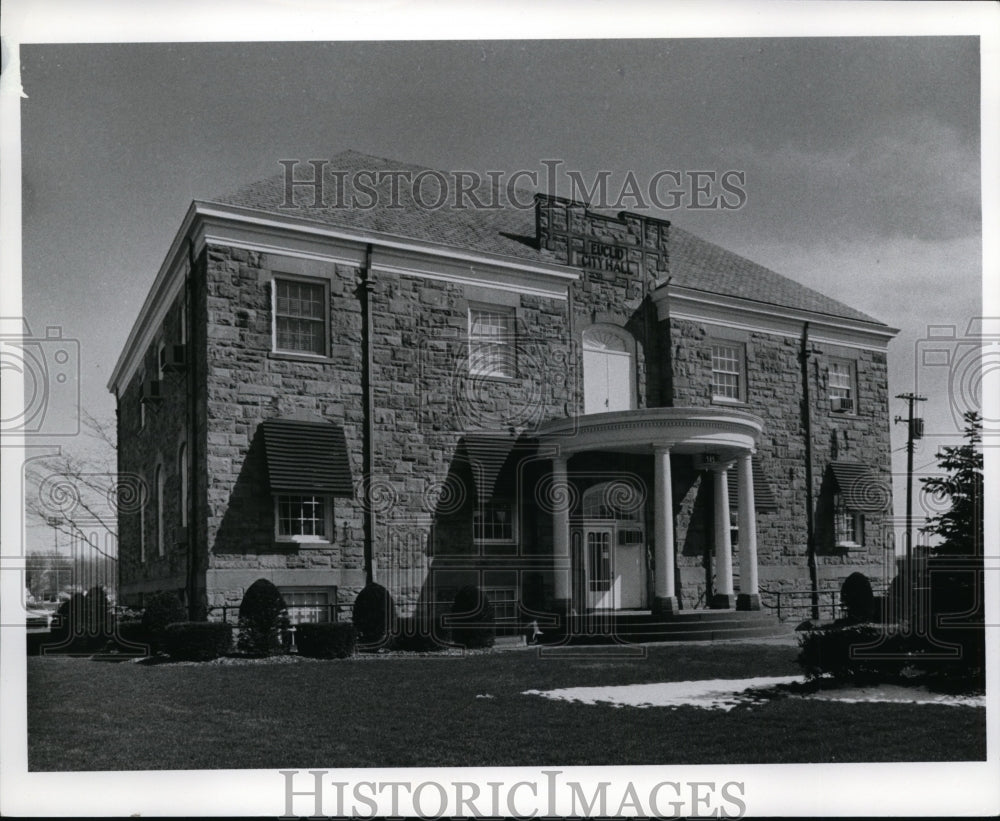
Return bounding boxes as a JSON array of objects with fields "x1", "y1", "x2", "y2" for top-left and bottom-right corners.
[{"x1": 109, "y1": 151, "x2": 896, "y2": 629}]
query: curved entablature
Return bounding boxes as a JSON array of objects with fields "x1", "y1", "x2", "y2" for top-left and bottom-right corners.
[{"x1": 536, "y1": 406, "x2": 764, "y2": 459}]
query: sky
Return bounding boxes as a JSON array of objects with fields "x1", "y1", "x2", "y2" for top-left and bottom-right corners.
[{"x1": 15, "y1": 35, "x2": 986, "y2": 551}]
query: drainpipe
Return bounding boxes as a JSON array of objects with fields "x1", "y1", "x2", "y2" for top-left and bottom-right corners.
[
  {"x1": 361, "y1": 245, "x2": 375, "y2": 586},
  {"x1": 800, "y1": 322, "x2": 819, "y2": 620}
]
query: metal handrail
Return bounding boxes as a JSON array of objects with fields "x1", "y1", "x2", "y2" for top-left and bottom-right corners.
[{"x1": 759, "y1": 584, "x2": 888, "y2": 622}]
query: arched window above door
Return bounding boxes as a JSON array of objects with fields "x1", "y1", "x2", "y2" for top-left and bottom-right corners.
[{"x1": 582, "y1": 325, "x2": 636, "y2": 414}]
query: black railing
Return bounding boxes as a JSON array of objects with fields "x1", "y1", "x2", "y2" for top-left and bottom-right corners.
[
  {"x1": 760, "y1": 584, "x2": 888, "y2": 622},
  {"x1": 207, "y1": 601, "x2": 349, "y2": 625}
]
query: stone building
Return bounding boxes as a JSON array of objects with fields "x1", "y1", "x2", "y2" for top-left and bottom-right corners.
[{"x1": 108, "y1": 151, "x2": 896, "y2": 627}]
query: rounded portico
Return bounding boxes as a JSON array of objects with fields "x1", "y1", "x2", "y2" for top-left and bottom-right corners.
[{"x1": 536, "y1": 406, "x2": 765, "y2": 615}]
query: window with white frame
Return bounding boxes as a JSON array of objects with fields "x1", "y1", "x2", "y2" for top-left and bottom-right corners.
[
  {"x1": 273, "y1": 276, "x2": 328, "y2": 356},
  {"x1": 711, "y1": 342, "x2": 745, "y2": 402},
  {"x1": 468, "y1": 306, "x2": 516, "y2": 378},
  {"x1": 828, "y1": 359, "x2": 856, "y2": 413},
  {"x1": 473, "y1": 500, "x2": 515, "y2": 543},
  {"x1": 834, "y1": 493, "x2": 864, "y2": 546},
  {"x1": 275, "y1": 494, "x2": 332, "y2": 542},
  {"x1": 281, "y1": 587, "x2": 335, "y2": 624}
]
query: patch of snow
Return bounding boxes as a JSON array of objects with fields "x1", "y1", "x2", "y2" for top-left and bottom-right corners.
[
  {"x1": 523, "y1": 676, "x2": 800, "y2": 711},
  {"x1": 522, "y1": 676, "x2": 985, "y2": 711}
]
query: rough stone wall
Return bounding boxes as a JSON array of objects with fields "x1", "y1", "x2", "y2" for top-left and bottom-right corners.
[
  {"x1": 669, "y1": 317, "x2": 893, "y2": 612},
  {"x1": 200, "y1": 245, "x2": 366, "y2": 611},
  {"x1": 367, "y1": 271, "x2": 571, "y2": 612},
  {"x1": 116, "y1": 283, "x2": 192, "y2": 605}
]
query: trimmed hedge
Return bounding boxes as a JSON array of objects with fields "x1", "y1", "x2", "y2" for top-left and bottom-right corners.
[
  {"x1": 448, "y1": 586, "x2": 495, "y2": 649},
  {"x1": 141, "y1": 591, "x2": 187, "y2": 651},
  {"x1": 391, "y1": 610, "x2": 446, "y2": 652},
  {"x1": 115, "y1": 619, "x2": 151, "y2": 652},
  {"x1": 353, "y1": 583, "x2": 395, "y2": 648},
  {"x1": 295, "y1": 623, "x2": 356, "y2": 659},
  {"x1": 237, "y1": 579, "x2": 289, "y2": 656},
  {"x1": 163, "y1": 622, "x2": 233, "y2": 661},
  {"x1": 798, "y1": 623, "x2": 985, "y2": 686}
]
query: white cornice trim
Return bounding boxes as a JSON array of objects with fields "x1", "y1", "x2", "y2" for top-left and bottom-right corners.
[
  {"x1": 107, "y1": 201, "x2": 579, "y2": 394},
  {"x1": 656, "y1": 285, "x2": 899, "y2": 351}
]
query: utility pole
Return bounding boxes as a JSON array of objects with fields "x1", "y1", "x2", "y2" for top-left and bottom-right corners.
[{"x1": 894, "y1": 393, "x2": 927, "y2": 569}]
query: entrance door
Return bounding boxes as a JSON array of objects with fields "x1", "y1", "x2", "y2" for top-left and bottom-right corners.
[
  {"x1": 582, "y1": 328, "x2": 635, "y2": 414},
  {"x1": 585, "y1": 525, "x2": 615, "y2": 609},
  {"x1": 577, "y1": 523, "x2": 649, "y2": 610}
]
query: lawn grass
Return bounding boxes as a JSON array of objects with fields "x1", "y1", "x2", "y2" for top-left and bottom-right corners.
[{"x1": 27, "y1": 641, "x2": 986, "y2": 771}]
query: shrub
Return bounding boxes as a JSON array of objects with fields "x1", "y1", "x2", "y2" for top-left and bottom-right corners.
[
  {"x1": 797, "y1": 624, "x2": 897, "y2": 682},
  {"x1": 84, "y1": 586, "x2": 113, "y2": 642},
  {"x1": 50, "y1": 592, "x2": 87, "y2": 651},
  {"x1": 237, "y1": 579, "x2": 289, "y2": 656},
  {"x1": 115, "y1": 619, "x2": 151, "y2": 651},
  {"x1": 141, "y1": 591, "x2": 188, "y2": 651},
  {"x1": 391, "y1": 608, "x2": 446, "y2": 652},
  {"x1": 448, "y1": 585, "x2": 495, "y2": 649},
  {"x1": 352, "y1": 583, "x2": 395, "y2": 648},
  {"x1": 840, "y1": 572, "x2": 875, "y2": 623},
  {"x1": 295, "y1": 622, "x2": 356, "y2": 659},
  {"x1": 163, "y1": 622, "x2": 233, "y2": 661}
]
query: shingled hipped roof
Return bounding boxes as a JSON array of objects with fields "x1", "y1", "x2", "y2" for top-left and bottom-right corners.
[{"x1": 215, "y1": 150, "x2": 885, "y2": 325}]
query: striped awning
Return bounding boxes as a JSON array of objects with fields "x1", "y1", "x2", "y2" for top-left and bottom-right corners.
[
  {"x1": 461, "y1": 433, "x2": 529, "y2": 504},
  {"x1": 261, "y1": 418, "x2": 354, "y2": 496},
  {"x1": 726, "y1": 454, "x2": 779, "y2": 512},
  {"x1": 828, "y1": 461, "x2": 888, "y2": 512}
]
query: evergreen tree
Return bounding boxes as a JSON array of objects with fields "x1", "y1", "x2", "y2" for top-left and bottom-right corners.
[{"x1": 920, "y1": 411, "x2": 983, "y2": 557}]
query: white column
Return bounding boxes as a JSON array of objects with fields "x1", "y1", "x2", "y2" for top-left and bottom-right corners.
[
  {"x1": 712, "y1": 466, "x2": 735, "y2": 607},
  {"x1": 653, "y1": 446, "x2": 678, "y2": 613},
  {"x1": 551, "y1": 455, "x2": 571, "y2": 606},
  {"x1": 736, "y1": 451, "x2": 761, "y2": 610}
]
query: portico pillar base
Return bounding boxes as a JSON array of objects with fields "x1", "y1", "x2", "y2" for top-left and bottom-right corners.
[
  {"x1": 653, "y1": 596, "x2": 679, "y2": 615},
  {"x1": 710, "y1": 593, "x2": 736, "y2": 609},
  {"x1": 736, "y1": 593, "x2": 761, "y2": 611}
]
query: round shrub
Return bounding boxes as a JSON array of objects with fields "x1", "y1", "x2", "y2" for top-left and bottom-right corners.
[
  {"x1": 114, "y1": 619, "x2": 151, "y2": 653},
  {"x1": 51, "y1": 592, "x2": 87, "y2": 651},
  {"x1": 141, "y1": 591, "x2": 188, "y2": 651},
  {"x1": 295, "y1": 622, "x2": 356, "y2": 659},
  {"x1": 448, "y1": 585, "x2": 495, "y2": 649},
  {"x1": 352, "y1": 583, "x2": 395, "y2": 648},
  {"x1": 163, "y1": 622, "x2": 233, "y2": 661},
  {"x1": 237, "y1": 579, "x2": 288, "y2": 656},
  {"x1": 840, "y1": 572, "x2": 875, "y2": 623}
]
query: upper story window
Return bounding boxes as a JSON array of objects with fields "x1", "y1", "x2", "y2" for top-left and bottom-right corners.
[
  {"x1": 711, "y1": 342, "x2": 745, "y2": 402},
  {"x1": 273, "y1": 276, "x2": 328, "y2": 356},
  {"x1": 828, "y1": 359, "x2": 857, "y2": 414},
  {"x1": 468, "y1": 305, "x2": 516, "y2": 378}
]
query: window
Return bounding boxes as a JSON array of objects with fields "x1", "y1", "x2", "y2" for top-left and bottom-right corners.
[
  {"x1": 178, "y1": 442, "x2": 188, "y2": 528},
  {"x1": 155, "y1": 465, "x2": 165, "y2": 557},
  {"x1": 469, "y1": 306, "x2": 516, "y2": 378},
  {"x1": 482, "y1": 586, "x2": 518, "y2": 622},
  {"x1": 273, "y1": 277, "x2": 328, "y2": 355},
  {"x1": 834, "y1": 493, "x2": 865, "y2": 546},
  {"x1": 711, "y1": 343, "x2": 745, "y2": 402},
  {"x1": 828, "y1": 359, "x2": 856, "y2": 413},
  {"x1": 473, "y1": 501, "x2": 515, "y2": 543},
  {"x1": 282, "y1": 587, "x2": 335, "y2": 624},
  {"x1": 275, "y1": 494, "x2": 332, "y2": 542}
]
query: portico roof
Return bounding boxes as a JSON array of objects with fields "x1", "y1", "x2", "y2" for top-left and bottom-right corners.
[{"x1": 535, "y1": 406, "x2": 764, "y2": 458}]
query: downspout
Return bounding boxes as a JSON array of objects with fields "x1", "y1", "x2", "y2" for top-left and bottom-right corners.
[
  {"x1": 800, "y1": 322, "x2": 819, "y2": 620},
  {"x1": 361, "y1": 245, "x2": 375, "y2": 586}
]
